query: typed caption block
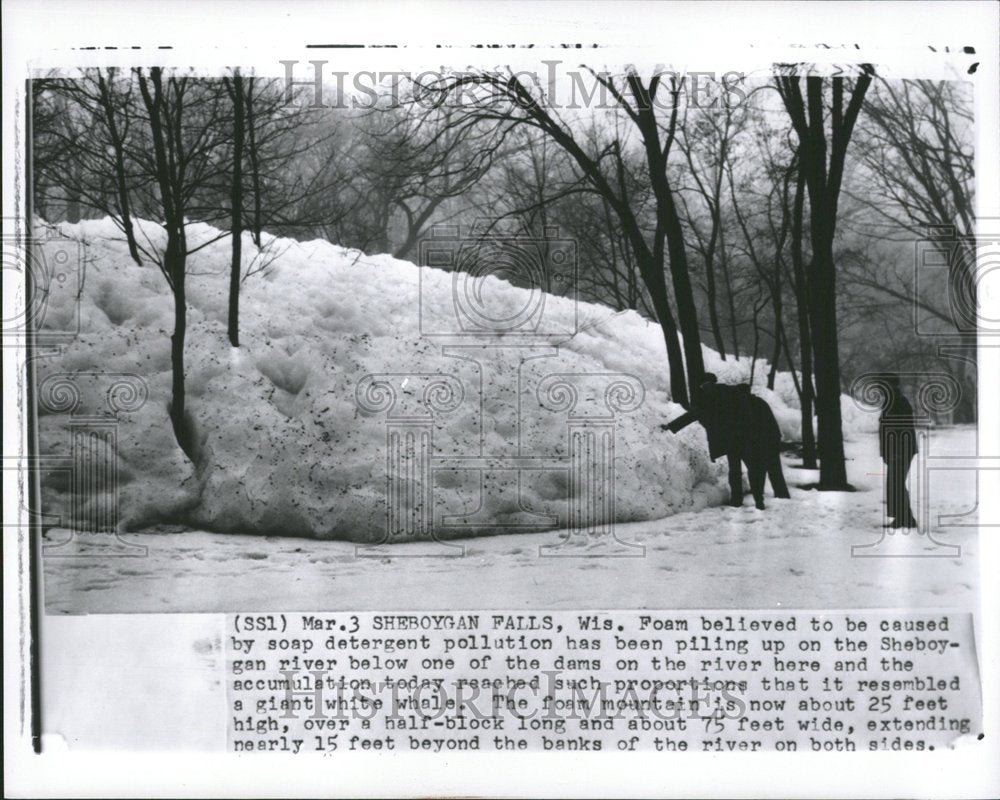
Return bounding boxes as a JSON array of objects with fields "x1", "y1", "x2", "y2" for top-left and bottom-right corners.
[{"x1": 225, "y1": 610, "x2": 981, "y2": 753}]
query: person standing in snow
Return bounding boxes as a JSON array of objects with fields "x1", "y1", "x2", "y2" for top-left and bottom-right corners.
[
  {"x1": 879, "y1": 374, "x2": 919, "y2": 529},
  {"x1": 663, "y1": 374, "x2": 790, "y2": 510},
  {"x1": 664, "y1": 374, "x2": 742, "y2": 505}
]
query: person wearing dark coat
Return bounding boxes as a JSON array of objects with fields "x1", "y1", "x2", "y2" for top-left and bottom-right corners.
[
  {"x1": 664, "y1": 374, "x2": 790, "y2": 510},
  {"x1": 879, "y1": 375, "x2": 919, "y2": 529}
]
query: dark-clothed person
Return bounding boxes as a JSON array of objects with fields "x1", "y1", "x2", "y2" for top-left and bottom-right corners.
[
  {"x1": 665, "y1": 374, "x2": 790, "y2": 510},
  {"x1": 879, "y1": 375, "x2": 919, "y2": 529}
]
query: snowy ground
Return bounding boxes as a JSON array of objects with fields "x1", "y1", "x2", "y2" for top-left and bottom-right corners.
[{"x1": 43, "y1": 426, "x2": 979, "y2": 614}]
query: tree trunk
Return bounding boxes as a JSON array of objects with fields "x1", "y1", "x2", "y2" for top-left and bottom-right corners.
[
  {"x1": 394, "y1": 196, "x2": 444, "y2": 260},
  {"x1": 767, "y1": 265, "x2": 783, "y2": 390},
  {"x1": 763, "y1": 193, "x2": 785, "y2": 391},
  {"x1": 703, "y1": 205, "x2": 727, "y2": 359},
  {"x1": 789, "y1": 165, "x2": 817, "y2": 469},
  {"x1": 776, "y1": 71, "x2": 871, "y2": 489},
  {"x1": 167, "y1": 238, "x2": 194, "y2": 462},
  {"x1": 705, "y1": 272, "x2": 727, "y2": 360},
  {"x1": 66, "y1": 181, "x2": 81, "y2": 223},
  {"x1": 651, "y1": 290, "x2": 689, "y2": 410},
  {"x1": 500, "y1": 74, "x2": 696, "y2": 408},
  {"x1": 948, "y1": 239, "x2": 978, "y2": 424},
  {"x1": 750, "y1": 301, "x2": 763, "y2": 384},
  {"x1": 137, "y1": 66, "x2": 196, "y2": 464},
  {"x1": 807, "y1": 228, "x2": 849, "y2": 488},
  {"x1": 245, "y1": 80, "x2": 263, "y2": 247},
  {"x1": 228, "y1": 71, "x2": 245, "y2": 348},
  {"x1": 628, "y1": 81, "x2": 705, "y2": 394},
  {"x1": 719, "y1": 234, "x2": 740, "y2": 359},
  {"x1": 639, "y1": 251, "x2": 689, "y2": 409},
  {"x1": 795, "y1": 294, "x2": 818, "y2": 469},
  {"x1": 661, "y1": 190, "x2": 705, "y2": 388}
]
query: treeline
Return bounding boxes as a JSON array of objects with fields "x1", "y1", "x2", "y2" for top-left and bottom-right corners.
[{"x1": 33, "y1": 66, "x2": 975, "y2": 486}]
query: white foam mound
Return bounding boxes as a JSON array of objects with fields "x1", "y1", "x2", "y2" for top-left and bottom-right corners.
[{"x1": 34, "y1": 218, "x2": 849, "y2": 541}]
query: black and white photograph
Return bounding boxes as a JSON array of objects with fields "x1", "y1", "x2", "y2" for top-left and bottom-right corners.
[
  {"x1": 25, "y1": 25, "x2": 985, "y2": 613},
  {"x1": 4, "y1": 1, "x2": 999, "y2": 797}
]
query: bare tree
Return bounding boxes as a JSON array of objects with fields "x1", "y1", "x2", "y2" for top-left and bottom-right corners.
[
  {"x1": 34, "y1": 70, "x2": 143, "y2": 262},
  {"x1": 135, "y1": 68, "x2": 232, "y2": 460},
  {"x1": 675, "y1": 99, "x2": 746, "y2": 359},
  {"x1": 217, "y1": 73, "x2": 340, "y2": 347},
  {"x1": 38, "y1": 68, "x2": 356, "y2": 460},
  {"x1": 415, "y1": 69, "x2": 711, "y2": 407},
  {"x1": 244, "y1": 77, "x2": 265, "y2": 246},
  {"x1": 30, "y1": 74, "x2": 64, "y2": 219},
  {"x1": 378, "y1": 104, "x2": 510, "y2": 260},
  {"x1": 482, "y1": 123, "x2": 652, "y2": 315},
  {"x1": 788, "y1": 161, "x2": 818, "y2": 468},
  {"x1": 776, "y1": 64, "x2": 873, "y2": 489},
  {"x1": 854, "y1": 78, "x2": 973, "y2": 239},
  {"x1": 241, "y1": 78, "x2": 340, "y2": 240},
  {"x1": 848, "y1": 77, "x2": 976, "y2": 421},
  {"x1": 223, "y1": 69, "x2": 245, "y2": 348}
]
